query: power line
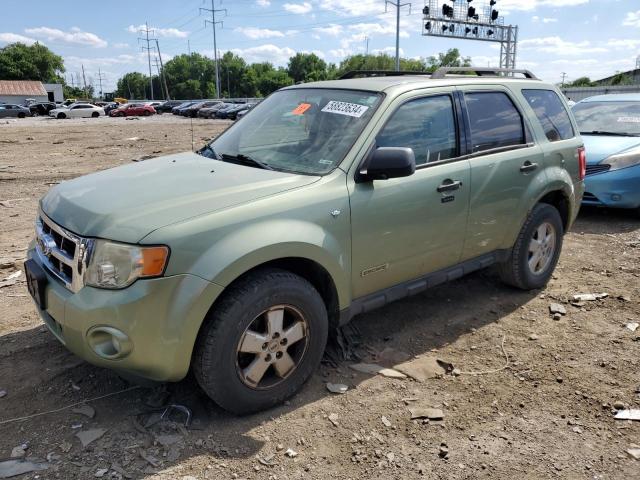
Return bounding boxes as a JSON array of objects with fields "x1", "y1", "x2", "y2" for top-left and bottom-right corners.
[
  {"x1": 561, "y1": 72, "x2": 567, "y2": 87},
  {"x1": 200, "y1": 0, "x2": 227, "y2": 98},
  {"x1": 155, "y1": 39, "x2": 171, "y2": 100},
  {"x1": 138, "y1": 22, "x2": 157, "y2": 100},
  {"x1": 385, "y1": 0, "x2": 412, "y2": 71},
  {"x1": 96, "y1": 68, "x2": 107, "y2": 100}
]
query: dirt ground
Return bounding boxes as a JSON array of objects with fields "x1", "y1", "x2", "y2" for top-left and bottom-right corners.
[{"x1": 0, "y1": 114, "x2": 639, "y2": 480}]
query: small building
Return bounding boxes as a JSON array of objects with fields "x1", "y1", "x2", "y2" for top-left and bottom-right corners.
[
  {"x1": 43, "y1": 83, "x2": 64, "y2": 103},
  {"x1": 0, "y1": 80, "x2": 49, "y2": 105}
]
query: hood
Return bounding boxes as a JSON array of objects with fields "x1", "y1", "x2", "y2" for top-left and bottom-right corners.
[
  {"x1": 41, "y1": 152, "x2": 320, "y2": 243},
  {"x1": 582, "y1": 135, "x2": 640, "y2": 165}
]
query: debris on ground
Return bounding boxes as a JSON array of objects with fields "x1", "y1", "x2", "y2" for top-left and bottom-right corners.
[
  {"x1": 349, "y1": 363, "x2": 407, "y2": 379},
  {"x1": 393, "y1": 356, "x2": 453, "y2": 382},
  {"x1": 408, "y1": 407, "x2": 444, "y2": 421},
  {"x1": 75, "y1": 428, "x2": 106, "y2": 447},
  {"x1": 328, "y1": 413, "x2": 339, "y2": 427},
  {"x1": 572, "y1": 293, "x2": 608, "y2": 302},
  {"x1": 0, "y1": 390, "x2": 6, "y2": 399},
  {"x1": 614, "y1": 410, "x2": 640, "y2": 421},
  {"x1": 439, "y1": 443, "x2": 449, "y2": 459},
  {"x1": 94, "y1": 468, "x2": 109, "y2": 477},
  {"x1": 549, "y1": 303, "x2": 567, "y2": 316},
  {"x1": 381, "y1": 416, "x2": 392, "y2": 427},
  {"x1": 627, "y1": 446, "x2": 640, "y2": 460},
  {"x1": 72, "y1": 404, "x2": 96, "y2": 419},
  {"x1": 625, "y1": 322, "x2": 639, "y2": 332},
  {"x1": 0, "y1": 459, "x2": 48, "y2": 478},
  {"x1": 10, "y1": 444, "x2": 27, "y2": 458},
  {"x1": 284, "y1": 448, "x2": 298, "y2": 458},
  {"x1": 326, "y1": 383, "x2": 348, "y2": 394}
]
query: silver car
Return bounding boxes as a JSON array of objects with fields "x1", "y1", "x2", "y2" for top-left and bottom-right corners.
[{"x1": 0, "y1": 104, "x2": 32, "y2": 118}]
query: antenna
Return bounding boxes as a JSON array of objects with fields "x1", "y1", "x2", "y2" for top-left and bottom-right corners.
[
  {"x1": 200, "y1": 0, "x2": 227, "y2": 99},
  {"x1": 137, "y1": 22, "x2": 157, "y2": 100}
]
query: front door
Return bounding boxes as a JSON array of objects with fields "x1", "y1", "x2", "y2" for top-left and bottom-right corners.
[{"x1": 349, "y1": 91, "x2": 471, "y2": 299}]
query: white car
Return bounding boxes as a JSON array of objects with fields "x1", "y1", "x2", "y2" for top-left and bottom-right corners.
[{"x1": 49, "y1": 103, "x2": 105, "y2": 119}]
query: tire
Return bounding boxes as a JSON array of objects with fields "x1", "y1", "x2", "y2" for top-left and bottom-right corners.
[
  {"x1": 91, "y1": 112, "x2": 99, "y2": 118},
  {"x1": 193, "y1": 268, "x2": 328, "y2": 414},
  {"x1": 57, "y1": 113, "x2": 66, "y2": 119},
  {"x1": 143, "y1": 110, "x2": 151, "y2": 116},
  {"x1": 18, "y1": 112, "x2": 25, "y2": 118},
  {"x1": 498, "y1": 203, "x2": 564, "y2": 290}
]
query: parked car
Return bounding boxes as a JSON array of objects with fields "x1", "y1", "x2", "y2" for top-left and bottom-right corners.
[
  {"x1": 103, "y1": 102, "x2": 120, "y2": 115},
  {"x1": 155, "y1": 100, "x2": 184, "y2": 114},
  {"x1": 110, "y1": 103, "x2": 156, "y2": 117},
  {"x1": 214, "y1": 103, "x2": 242, "y2": 119},
  {"x1": 226, "y1": 103, "x2": 252, "y2": 120},
  {"x1": 49, "y1": 103, "x2": 105, "y2": 119},
  {"x1": 27, "y1": 102, "x2": 57, "y2": 116},
  {"x1": 572, "y1": 94, "x2": 640, "y2": 215},
  {"x1": 26, "y1": 67, "x2": 584, "y2": 415},
  {"x1": 172, "y1": 101, "x2": 197, "y2": 115},
  {"x1": 184, "y1": 101, "x2": 221, "y2": 118},
  {"x1": 198, "y1": 103, "x2": 233, "y2": 119},
  {"x1": 235, "y1": 108, "x2": 250, "y2": 120},
  {"x1": 0, "y1": 104, "x2": 32, "y2": 118}
]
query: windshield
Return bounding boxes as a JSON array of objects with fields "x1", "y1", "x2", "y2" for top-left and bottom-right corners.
[
  {"x1": 209, "y1": 88, "x2": 382, "y2": 175},
  {"x1": 573, "y1": 101, "x2": 640, "y2": 136}
]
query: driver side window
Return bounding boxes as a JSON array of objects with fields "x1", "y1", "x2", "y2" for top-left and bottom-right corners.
[{"x1": 377, "y1": 95, "x2": 458, "y2": 166}]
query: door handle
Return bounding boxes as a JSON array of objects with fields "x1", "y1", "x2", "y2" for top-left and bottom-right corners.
[
  {"x1": 520, "y1": 161, "x2": 539, "y2": 173},
  {"x1": 437, "y1": 180, "x2": 463, "y2": 193}
]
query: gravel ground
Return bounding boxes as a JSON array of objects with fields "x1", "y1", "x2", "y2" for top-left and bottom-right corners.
[{"x1": 0, "y1": 114, "x2": 639, "y2": 480}]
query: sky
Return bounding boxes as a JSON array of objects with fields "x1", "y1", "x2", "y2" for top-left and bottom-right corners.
[{"x1": 1, "y1": 0, "x2": 639, "y2": 93}]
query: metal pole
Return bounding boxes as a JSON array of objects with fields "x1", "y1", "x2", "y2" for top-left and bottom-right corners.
[
  {"x1": 146, "y1": 23, "x2": 154, "y2": 100},
  {"x1": 395, "y1": 1, "x2": 400, "y2": 71},
  {"x1": 212, "y1": 0, "x2": 221, "y2": 98},
  {"x1": 98, "y1": 68, "x2": 103, "y2": 100},
  {"x1": 155, "y1": 39, "x2": 170, "y2": 100},
  {"x1": 81, "y1": 64, "x2": 88, "y2": 99}
]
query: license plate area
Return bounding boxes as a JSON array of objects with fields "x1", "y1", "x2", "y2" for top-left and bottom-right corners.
[{"x1": 25, "y1": 259, "x2": 48, "y2": 309}]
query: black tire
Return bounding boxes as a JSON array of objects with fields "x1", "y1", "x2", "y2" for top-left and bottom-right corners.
[
  {"x1": 91, "y1": 112, "x2": 99, "y2": 118},
  {"x1": 57, "y1": 113, "x2": 66, "y2": 120},
  {"x1": 18, "y1": 112, "x2": 25, "y2": 118},
  {"x1": 498, "y1": 203, "x2": 564, "y2": 290},
  {"x1": 193, "y1": 268, "x2": 328, "y2": 414},
  {"x1": 143, "y1": 110, "x2": 151, "y2": 116}
]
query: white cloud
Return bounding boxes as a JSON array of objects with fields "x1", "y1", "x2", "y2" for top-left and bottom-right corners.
[
  {"x1": 256, "y1": 0, "x2": 271, "y2": 5},
  {"x1": 313, "y1": 24, "x2": 344, "y2": 36},
  {"x1": 229, "y1": 44, "x2": 297, "y2": 65},
  {"x1": 113, "y1": 42, "x2": 130, "y2": 49},
  {"x1": 126, "y1": 25, "x2": 189, "y2": 39},
  {"x1": 0, "y1": 32, "x2": 38, "y2": 45},
  {"x1": 543, "y1": 18, "x2": 558, "y2": 23},
  {"x1": 234, "y1": 27, "x2": 285, "y2": 39},
  {"x1": 519, "y1": 36, "x2": 607, "y2": 56},
  {"x1": 318, "y1": 0, "x2": 381, "y2": 17},
  {"x1": 498, "y1": 0, "x2": 588, "y2": 12},
  {"x1": 283, "y1": 2, "x2": 312, "y2": 14},
  {"x1": 25, "y1": 27, "x2": 107, "y2": 48},
  {"x1": 372, "y1": 46, "x2": 404, "y2": 56},
  {"x1": 623, "y1": 10, "x2": 640, "y2": 27}
]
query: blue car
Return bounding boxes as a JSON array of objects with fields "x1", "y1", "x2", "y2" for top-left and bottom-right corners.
[{"x1": 572, "y1": 94, "x2": 640, "y2": 215}]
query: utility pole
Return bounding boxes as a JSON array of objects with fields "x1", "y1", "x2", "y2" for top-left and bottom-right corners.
[
  {"x1": 96, "y1": 68, "x2": 106, "y2": 100},
  {"x1": 81, "y1": 64, "x2": 89, "y2": 99},
  {"x1": 152, "y1": 57, "x2": 165, "y2": 99},
  {"x1": 138, "y1": 23, "x2": 156, "y2": 100},
  {"x1": 155, "y1": 38, "x2": 171, "y2": 100},
  {"x1": 385, "y1": 0, "x2": 411, "y2": 71},
  {"x1": 365, "y1": 36, "x2": 369, "y2": 55},
  {"x1": 561, "y1": 72, "x2": 567, "y2": 88},
  {"x1": 200, "y1": 0, "x2": 227, "y2": 99}
]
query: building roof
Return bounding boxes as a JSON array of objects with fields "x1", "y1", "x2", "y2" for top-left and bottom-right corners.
[{"x1": 0, "y1": 80, "x2": 47, "y2": 96}]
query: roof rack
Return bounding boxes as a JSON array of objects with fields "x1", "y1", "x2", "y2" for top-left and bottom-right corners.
[
  {"x1": 431, "y1": 67, "x2": 540, "y2": 80},
  {"x1": 339, "y1": 70, "x2": 430, "y2": 80}
]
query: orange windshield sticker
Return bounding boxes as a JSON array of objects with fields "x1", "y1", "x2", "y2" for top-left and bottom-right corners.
[{"x1": 292, "y1": 103, "x2": 312, "y2": 115}]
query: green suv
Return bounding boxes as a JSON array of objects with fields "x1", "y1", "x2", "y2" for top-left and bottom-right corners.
[{"x1": 25, "y1": 68, "x2": 585, "y2": 414}]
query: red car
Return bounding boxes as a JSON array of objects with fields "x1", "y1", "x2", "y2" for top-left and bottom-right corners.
[{"x1": 110, "y1": 103, "x2": 156, "y2": 117}]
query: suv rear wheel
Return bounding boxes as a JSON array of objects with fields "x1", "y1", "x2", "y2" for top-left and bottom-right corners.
[
  {"x1": 499, "y1": 203, "x2": 564, "y2": 290},
  {"x1": 193, "y1": 268, "x2": 328, "y2": 414}
]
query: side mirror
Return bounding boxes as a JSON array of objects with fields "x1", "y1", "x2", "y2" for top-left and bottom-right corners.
[{"x1": 358, "y1": 147, "x2": 416, "y2": 182}]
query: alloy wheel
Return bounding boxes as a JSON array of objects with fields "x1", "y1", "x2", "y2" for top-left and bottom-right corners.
[{"x1": 528, "y1": 222, "x2": 556, "y2": 275}]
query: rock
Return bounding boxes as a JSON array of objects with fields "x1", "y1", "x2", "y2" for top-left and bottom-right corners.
[
  {"x1": 528, "y1": 334, "x2": 539, "y2": 341},
  {"x1": 549, "y1": 303, "x2": 566, "y2": 315},
  {"x1": 613, "y1": 401, "x2": 625, "y2": 410},
  {"x1": 553, "y1": 313, "x2": 562, "y2": 321},
  {"x1": 439, "y1": 443, "x2": 449, "y2": 459},
  {"x1": 408, "y1": 407, "x2": 444, "y2": 421},
  {"x1": 95, "y1": 468, "x2": 109, "y2": 477},
  {"x1": 10, "y1": 445, "x2": 26, "y2": 458},
  {"x1": 614, "y1": 409, "x2": 640, "y2": 421},
  {"x1": 46, "y1": 453, "x2": 61, "y2": 463},
  {"x1": 76, "y1": 428, "x2": 106, "y2": 448},
  {"x1": 72, "y1": 404, "x2": 96, "y2": 419},
  {"x1": 155, "y1": 434, "x2": 182, "y2": 447},
  {"x1": 572, "y1": 293, "x2": 608, "y2": 302},
  {"x1": 393, "y1": 356, "x2": 453, "y2": 382},
  {"x1": 326, "y1": 383, "x2": 348, "y2": 394},
  {"x1": 625, "y1": 322, "x2": 639, "y2": 332},
  {"x1": 328, "y1": 413, "x2": 339, "y2": 427},
  {"x1": 284, "y1": 448, "x2": 298, "y2": 458},
  {"x1": 386, "y1": 452, "x2": 395, "y2": 462},
  {"x1": 349, "y1": 363, "x2": 407, "y2": 379},
  {"x1": 0, "y1": 460, "x2": 49, "y2": 478},
  {"x1": 627, "y1": 448, "x2": 640, "y2": 460},
  {"x1": 376, "y1": 347, "x2": 412, "y2": 367},
  {"x1": 572, "y1": 426, "x2": 583, "y2": 434},
  {"x1": 0, "y1": 390, "x2": 6, "y2": 398},
  {"x1": 60, "y1": 441, "x2": 72, "y2": 453},
  {"x1": 381, "y1": 416, "x2": 392, "y2": 427},
  {"x1": 276, "y1": 444, "x2": 284, "y2": 451}
]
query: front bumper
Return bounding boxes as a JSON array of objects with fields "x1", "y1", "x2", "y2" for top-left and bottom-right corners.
[
  {"x1": 27, "y1": 247, "x2": 224, "y2": 382},
  {"x1": 583, "y1": 164, "x2": 640, "y2": 209}
]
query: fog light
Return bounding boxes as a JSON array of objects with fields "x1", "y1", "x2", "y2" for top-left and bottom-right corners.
[
  {"x1": 87, "y1": 327, "x2": 133, "y2": 360},
  {"x1": 611, "y1": 194, "x2": 622, "y2": 202}
]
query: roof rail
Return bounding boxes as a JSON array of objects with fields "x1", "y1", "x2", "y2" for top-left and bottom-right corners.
[
  {"x1": 339, "y1": 70, "x2": 430, "y2": 80},
  {"x1": 431, "y1": 67, "x2": 540, "y2": 80}
]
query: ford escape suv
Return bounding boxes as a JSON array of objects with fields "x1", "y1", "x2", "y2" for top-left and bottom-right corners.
[{"x1": 25, "y1": 67, "x2": 585, "y2": 414}]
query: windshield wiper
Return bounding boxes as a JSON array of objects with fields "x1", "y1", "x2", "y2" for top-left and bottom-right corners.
[
  {"x1": 580, "y1": 130, "x2": 640, "y2": 137},
  {"x1": 220, "y1": 153, "x2": 274, "y2": 170}
]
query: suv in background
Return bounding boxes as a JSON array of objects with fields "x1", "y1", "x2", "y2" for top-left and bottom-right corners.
[{"x1": 26, "y1": 68, "x2": 584, "y2": 415}]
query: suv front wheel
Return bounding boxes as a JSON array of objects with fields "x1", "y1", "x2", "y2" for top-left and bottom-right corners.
[
  {"x1": 193, "y1": 268, "x2": 328, "y2": 414},
  {"x1": 499, "y1": 203, "x2": 564, "y2": 290}
]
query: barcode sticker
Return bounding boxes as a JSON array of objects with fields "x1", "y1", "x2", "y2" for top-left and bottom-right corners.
[
  {"x1": 321, "y1": 101, "x2": 369, "y2": 118},
  {"x1": 617, "y1": 116, "x2": 640, "y2": 123}
]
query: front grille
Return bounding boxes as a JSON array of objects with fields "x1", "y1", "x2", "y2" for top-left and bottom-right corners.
[
  {"x1": 586, "y1": 164, "x2": 611, "y2": 176},
  {"x1": 35, "y1": 212, "x2": 90, "y2": 293}
]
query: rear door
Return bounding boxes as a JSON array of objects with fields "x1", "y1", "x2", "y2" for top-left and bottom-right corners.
[
  {"x1": 349, "y1": 89, "x2": 471, "y2": 299},
  {"x1": 456, "y1": 86, "x2": 546, "y2": 260}
]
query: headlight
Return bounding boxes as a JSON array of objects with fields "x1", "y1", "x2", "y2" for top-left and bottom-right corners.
[
  {"x1": 602, "y1": 146, "x2": 640, "y2": 171},
  {"x1": 85, "y1": 240, "x2": 169, "y2": 289}
]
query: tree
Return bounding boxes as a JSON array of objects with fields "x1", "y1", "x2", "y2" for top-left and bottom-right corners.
[
  {"x1": 0, "y1": 42, "x2": 65, "y2": 83},
  {"x1": 425, "y1": 48, "x2": 471, "y2": 72},
  {"x1": 607, "y1": 72, "x2": 633, "y2": 86},
  {"x1": 287, "y1": 53, "x2": 328, "y2": 83},
  {"x1": 115, "y1": 72, "x2": 149, "y2": 99},
  {"x1": 163, "y1": 53, "x2": 216, "y2": 98},
  {"x1": 251, "y1": 64, "x2": 294, "y2": 96},
  {"x1": 564, "y1": 77, "x2": 595, "y2": 88}
]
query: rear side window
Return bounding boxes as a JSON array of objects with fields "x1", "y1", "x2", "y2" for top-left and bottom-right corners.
[
  {"x1": 522, "y1": 89, "x2": 574, "y2": 142},
  {"x1": 377, "y1": 95, "x2": 458, "y2": 166},
  {"x1": 465, "y1": 92, "x2": 525, "y2": 153}
]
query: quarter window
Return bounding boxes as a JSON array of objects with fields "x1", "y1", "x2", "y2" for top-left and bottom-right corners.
[
  {"x1": 465, "y1": 92, "x2": 525, "y2": 153},
  {"x1": 522, "y1": 89, "x2": 574, "y2": 142},
  {"x1": 377, "y1": 95, "x2": 458, "y2": 166}
]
